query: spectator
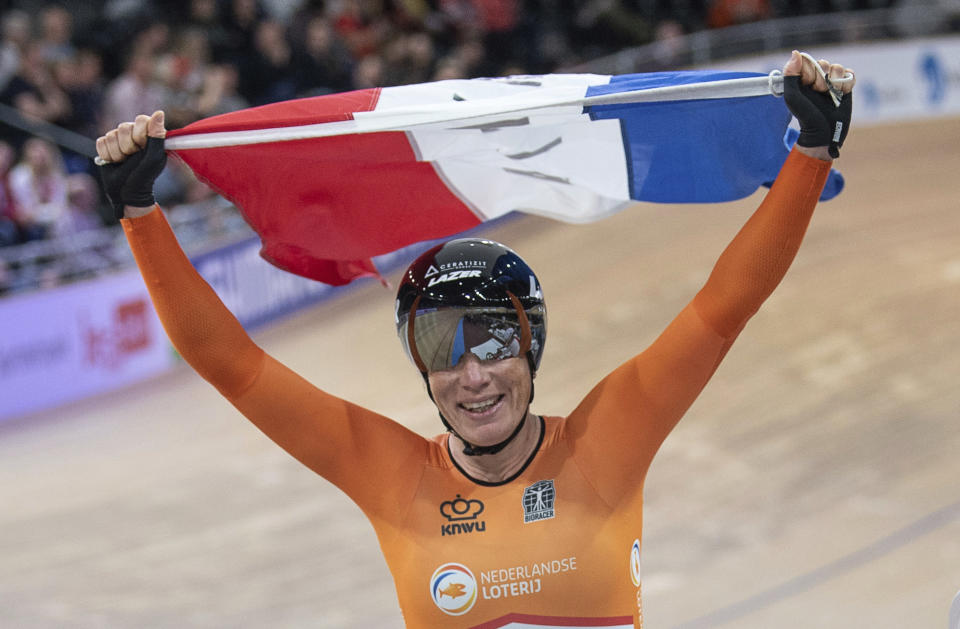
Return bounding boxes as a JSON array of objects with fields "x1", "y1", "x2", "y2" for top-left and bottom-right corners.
[
  {"x1": 157, "y1": 26, "x2": 213, "y2": 128},
  {"x1": 135, "y1": 20, "x2": 173, "y2": 58},
  {"x1": 52, "y1": 48, "x2": 105, "y2": 141},
  {"x1": 0, "y1": 41, "x2": 72, "y2": 146},
  {"x1": 100, "y1": 47, "x2": 166, "y2": 133},
  {"x1": 331, "y1": 0, "x2": 391, "y2": 59},
  {"x1": 471, "y1": 0, "x2": 520, "y2": 33},
  {"x1": 8, "y1": 137, "x2": 70, "y2": 241},
  {"x1": 180, "y1": 0, "x2": 234, "y2": 61},
  {"x1": 220, "y1": 0, "x2": 266, "y2": 63},
  {"x1": 448, "y1": 34, "x2": 486, "y2": 76},
  {"x1": 195, "y1": 63, "x2": 248, "y2": 117},
  {"x1": 55, "y1": 172, "x2": 103, "y2": 238},
  {"x1": 650, "y1": 19, "x2": 688, "y2": 70},
  {"x1": 570, "y1": 1, "x2": 653, "y2": 60},
  {"x1": 0, "y1": 10, "x2": 31, "y2": 94},
  {"x1": 435, "y1": 0, "x2": 483, "y2": 49},
  {"x1": 433, "y1": 53, "x2": 469, "y2": 80},
  {"x1": 37, "y1": 4, "x2": 76, "y2": 64},
  {"x1": 707, "y1": 0, "x2": 772, "y2": 28},
  {"x1": 239, "y1": 19, "x2": 296, "y2": 105},
  {"x1": 383, "y1": 30, "x2": 436, "y2": 85},
  {"x1": 0, "y1": 140, "x2": 19, "y2": 246},
  {"x1": 470, "y1": 0, "x2": 524, "y2": 73},
  {"x1": 182, "y1": 0, "x2": 220, "y2": 28},
  {"x1": 351, "y1": 52, "x2": 386, "y2": 89},
  {"x1": 292, "y1": 14, "x2": 353, "y2": 96}
]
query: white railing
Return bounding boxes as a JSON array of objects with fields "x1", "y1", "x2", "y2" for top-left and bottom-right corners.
[{"x1": 0, "y1": 196, "x2": 253, "y2": 294}]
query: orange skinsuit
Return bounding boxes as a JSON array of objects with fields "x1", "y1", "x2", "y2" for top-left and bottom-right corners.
[{"x1": 123, "y1": 149, "x2": 831, "y2": 628}]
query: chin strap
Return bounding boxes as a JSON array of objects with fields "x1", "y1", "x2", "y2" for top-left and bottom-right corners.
[
  {"x1": 457, "y1": 409, "x2": 529, "y2": 456},
  {"x1": 422, "y1": 353, "x2": 537, "y2": 457}
]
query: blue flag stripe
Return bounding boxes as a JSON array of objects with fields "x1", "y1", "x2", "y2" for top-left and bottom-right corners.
[{"x1": 585, "y1": 70, "x2": 843, "y2": 202}]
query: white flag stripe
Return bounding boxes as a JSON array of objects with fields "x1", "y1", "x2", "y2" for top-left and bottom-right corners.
[
  {"x1": 410, "y1": 117, "x2": 631, "y2": 222},
  {"x1": 165, "y1": 74, "x2": 787, "y2": 151}
]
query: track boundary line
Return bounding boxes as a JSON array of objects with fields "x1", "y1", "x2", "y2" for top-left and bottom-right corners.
[{"x1": 672, "y1": 499, "x2": 960, "y2": 628}]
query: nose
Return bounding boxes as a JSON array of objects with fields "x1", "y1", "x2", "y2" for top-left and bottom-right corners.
[{"x1": 455, "y1": 354, "x2": 490, "y2": 389}]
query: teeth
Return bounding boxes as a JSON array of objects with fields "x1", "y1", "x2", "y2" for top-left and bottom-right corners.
[{"x1": 463, "y1": 397, "x2": 498, "y2": 412}]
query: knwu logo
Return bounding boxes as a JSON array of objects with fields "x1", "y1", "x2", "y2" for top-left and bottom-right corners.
[
  {"x1": 440, "y1": 495, "x2": 486, "y2": 536},
  {"x1": 522, "y1": 480, "x2": 555, "y2": 523}
]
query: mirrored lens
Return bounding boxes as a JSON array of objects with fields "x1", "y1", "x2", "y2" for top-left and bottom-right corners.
[{"x1": 400, "y1": 307, "x2": 528, "y2": 372}]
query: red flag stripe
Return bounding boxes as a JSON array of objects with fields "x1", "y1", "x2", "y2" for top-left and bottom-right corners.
[
  {"x1": 171, "y1": 131, "x2": 481, "y2": 284},
  {"x1": 166, "y1": 88, "x2": 382, "y2": 136}
]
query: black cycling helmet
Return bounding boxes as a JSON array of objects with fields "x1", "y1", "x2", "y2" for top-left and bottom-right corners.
[
  {"x1": 395, "y1": 238, "x2": 547, "y2": 456},
  {"x1": 396, "y1": 238, "x2": 546, "y2": 374}
]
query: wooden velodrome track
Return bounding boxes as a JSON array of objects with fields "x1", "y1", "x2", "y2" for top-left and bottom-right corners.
[{"x1": 1, "y1": 118, "x2": 958, "y2": 628}]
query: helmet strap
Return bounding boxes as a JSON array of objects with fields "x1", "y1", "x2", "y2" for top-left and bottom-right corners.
[{"x1": 458, "y1": 409, "x2": 529, "y2": 456}]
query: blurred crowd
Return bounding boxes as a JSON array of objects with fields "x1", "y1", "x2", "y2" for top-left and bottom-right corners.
[{"x1": 0, "y1": 0, "x2": 896, "y2": 257}]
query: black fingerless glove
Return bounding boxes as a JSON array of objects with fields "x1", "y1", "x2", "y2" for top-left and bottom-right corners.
[
  {"x1": 783, "y1": 75, "x2": 852, "y2": 159},
  {"x1": 98, "y1": 136, "x2": 168, "y2": 220}
]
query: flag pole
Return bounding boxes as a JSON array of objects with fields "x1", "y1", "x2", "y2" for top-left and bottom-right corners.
[{"x1": 164, "y1": 72, "x2": 853, "y2": 151}]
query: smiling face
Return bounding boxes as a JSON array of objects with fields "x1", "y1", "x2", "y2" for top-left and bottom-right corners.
[{"x1": 427, "y1": 354, "x2": 532, "y2": 447}]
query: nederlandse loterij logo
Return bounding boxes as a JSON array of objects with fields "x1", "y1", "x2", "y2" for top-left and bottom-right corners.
[
  {"x1": 522, "y1": 480, "x2": 555, "y2": 523},
  {"x1": 430, "y1": 563, "x2": 478, "y2": 616},
  {"x1": 629, "y1": 538, "x2": 642, "y2": 587}
]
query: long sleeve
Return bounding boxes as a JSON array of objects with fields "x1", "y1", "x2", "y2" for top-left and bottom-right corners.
[
  {"x1": 691, "y1": 148, "x2": 832, "y2": 337},
  {"x1": 122, "y1": 207, "x2": 427, "y2": 521},
  {"x1": 122, "y1": 206, "x2": 266, "y2": 398},
  {"x1": 566, "y1": 149, "x2": 832, "y2": 504}
]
